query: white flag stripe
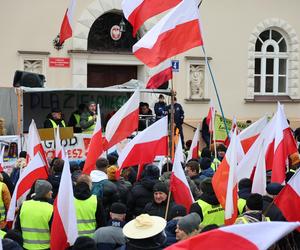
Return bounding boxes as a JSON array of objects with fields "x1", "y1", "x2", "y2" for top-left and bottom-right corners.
[
  {"x1": 105, "y1": 90, "x2": 139, "y2": 141},
  {"x1": 133, "y1": 0, "x2": 199, "y2": 52},
  {"x1": 118, "y1": 116, "x2": 168, "y2": 167},
  {"x1": 173, "y1": 137, "x2": 194, "y2": 202},
  {"x1": 57, "y1": 153, "x2": 78, "y2": 244},
  {"x1": 220, "y1": 222, "x2": 300, "y2": 250},
  {"x1": 122, "y1": 0, "x2": 143, "y2": 19}
]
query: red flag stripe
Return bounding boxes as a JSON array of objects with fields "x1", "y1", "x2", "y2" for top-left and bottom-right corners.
[
  {"x1": 170, "y1": 173, "x2": 193, "y2": 212},
  {"x1": 146, "y1": 66, "x2": 172, "y2": 89},
  {"x1": 104, "y1": 109, "x2": 139, "y2": 150},
  {"x1": 51, "y1": 203, "x2": 69, "y2": 250},
  {"x1": 134, "y1": 19, "x2": 202, "y2": 68},
  {"x1": 126, "y1": 0, "x2": 182, "y2": 36},
  {"x1": 120, "y1": 136, "x2": 168, "y2": 168}
]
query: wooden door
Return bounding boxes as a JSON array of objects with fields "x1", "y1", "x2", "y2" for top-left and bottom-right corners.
[{"x1": 87, "y1": 64, "x2": 137, "y2": 88}]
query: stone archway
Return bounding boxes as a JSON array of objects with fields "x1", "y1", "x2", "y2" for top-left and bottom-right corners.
[{"x1": 69, "y1": 0, "x2": 155, "y2": 88}]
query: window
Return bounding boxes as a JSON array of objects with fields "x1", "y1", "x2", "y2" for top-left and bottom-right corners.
[{"x1": 254, "y1": 29, "x2": 288, "y2": 95}]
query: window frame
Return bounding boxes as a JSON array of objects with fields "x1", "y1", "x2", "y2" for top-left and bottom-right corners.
[{"x1": 254, "y1": 29, "x2": 288, "y2": 95}]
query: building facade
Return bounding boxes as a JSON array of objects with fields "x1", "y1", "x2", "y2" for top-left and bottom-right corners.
[{"x1": 1, "y1": 0, "x2": 300, "y2": 136}]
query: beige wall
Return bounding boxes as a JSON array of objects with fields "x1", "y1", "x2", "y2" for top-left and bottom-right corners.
[{"x1": 1, "y1": 0, "x2": 300, "y2": 135}]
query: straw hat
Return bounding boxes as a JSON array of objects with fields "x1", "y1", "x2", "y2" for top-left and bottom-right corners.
[{"x1": 123, "y1": 214, "x2": 166, "y2": 239}]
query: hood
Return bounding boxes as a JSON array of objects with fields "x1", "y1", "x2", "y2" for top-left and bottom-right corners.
[
  {"x1": 199, "y1": 192, "x2": 220, "y2": 206},
  {"x1": 165, "y1": 219, "x2": 178, "y2": 234},
  {"x1": 90, "y1": 170, "x2": 108, "y2": 182},
  {"x1": 201, "y1": 168, "x2": 214, "y2": 177},
  {"x1": 141, "y1": 178, "x2": 158, "y2": 191},
  {"x1": 74, "y1": 182, "x2": 91, "y2": 200}
]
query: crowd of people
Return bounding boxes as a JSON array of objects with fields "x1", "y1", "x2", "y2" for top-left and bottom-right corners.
[{"x1": 0, "y1": 137, "x2": 298, "y2": 250}]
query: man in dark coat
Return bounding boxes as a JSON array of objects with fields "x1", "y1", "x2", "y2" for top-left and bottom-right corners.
[
  {"x1": 127, "y1": 164, "x2": 159, "y2": 219},
  {"x1": 144, "y1": 182, "x2": 176, "y2": 221}
]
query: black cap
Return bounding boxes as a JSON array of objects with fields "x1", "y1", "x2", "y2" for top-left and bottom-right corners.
[
  {"x1": 153, "y1": 182, "x2": 169, "y2": 195},
  {"x1": 246, "y1": 193, "x2": 263, "y2": 211},
  {"x1": 170, "y1": 205, "x2": 187, "y2": 219},
  {"x1": 51, "y1": 108, "x2": 61, "y2": 113},
  {"x1": 73, "y1": 236, "x2": 97, "y2": 250},
  {"x1": 110, "y1": 202, "x2": 127, "y2": 214},
  {"x1": 266, "y1": 183, "x2": 284, "y2": 195},
  {"x1": 159, "y1": 94, "x2": 164, "y2": 99}
]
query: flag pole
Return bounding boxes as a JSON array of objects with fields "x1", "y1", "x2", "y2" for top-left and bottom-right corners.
[
  {"x1": 202, "y1": 46, "x2": 229, "y2": 137},
  {"x1": 170, "y1": 79, "x2": 175, "y2": 162},
  {"x1": 165, "y1": 189, "x2": 172, "y2": 220},
  {"x1": 197, "y1": 0, "x2": 229, "y2": 137},
  {"x1": 212, "y1": 109, "x2": 218, "y2": 159}
]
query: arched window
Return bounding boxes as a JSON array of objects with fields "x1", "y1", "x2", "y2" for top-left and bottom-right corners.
[{"x1": 254, "y1": 29, "x2": 288, "y2": 95}]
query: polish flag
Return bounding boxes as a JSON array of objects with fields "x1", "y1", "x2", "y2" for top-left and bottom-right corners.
[
  {"x1": 275, "y1": 170, "x2": 300, "y2": 231},
  {"x1": 83, "y1": 105, "x2": 104, "y2": 175},
  {"x1": 212, "y1": 129, "x2": 244, "y2": 225},
  {"x1": 7, "y1": 153, "x2": 48, "y2": 222},
  {"x1": 59, "y1": 0, "x2": 76, "y2": 45},
  {"x1": 238, "y1": 115, "x2": 268, "y2": 153},
  {"x1": 117, "y1": 116, "x2": 168, "y2": 177},
  {"x1": 122, "y1": 0, "x2": 181, "y2": 37},
  {"x1": 237, "y1": 115, "x2": 276, "y2": 182},
  {"x1": 104, "y1": 90, "x2": 140, "y2": 150},
  {"x1": 186, "y1": 124, "x2": 200, "y2": 161},
  {"x1": 170, "y1": 137, "x2": 194, "y2": 212},
  {"x1": 165, "y1": 222, "x2": 300, "y2": 250},
  {"x1": 224, "y1": 116, "x2": 238, "y2": 147},
  {"x1": 27, "y1": 120, "x2": 48, "y2": 169},
  {"x1": 146, "y1": 60, "x2": 173, "y2": 89},
  {"x1": 251, "y1": 140, "x2": 267, "y2": 195},
  {"x1": 268, "y1": 104, "x2": 298, "y2": 183},
  {"x1": 55, "y1": 126, "x2": 63, "y2": 159},
  {"x1": 0, "y1": 146, "x2": 5, "y2": 172},
  {"x1": 133, "y1": 0, "x2": 203, "y2": 67},
  {"x1": 51, "y1": 154, "x2": 78, "y2": 250},
  {"x1": 206, "y1": 101, "x2": 214, "y2": 133}
]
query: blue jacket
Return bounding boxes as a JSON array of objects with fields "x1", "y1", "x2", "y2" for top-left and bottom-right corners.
[{"x1": 165, "y1": 219, "x2": 179, "y2": 247}]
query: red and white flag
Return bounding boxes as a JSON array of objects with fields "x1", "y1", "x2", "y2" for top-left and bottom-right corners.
[
  {"x1": 133, "y1": 0, "x2": 203, "y2": 67},
  {"x1": 0, "y1": 146, "x2": 5, "y2": 172},
  {"x1": 268, "y1": 104, "x2": 298, "y2": 183},
  {"x1": 206, "y1": 101, "x2": 214, "y2": 133},
  {"x1": 251, "y1": 140, "x2": 267, "y2": 195},
  {"x1": 51, "y1": 154, "x2": 78, "y2": 250},
  {"x1": 212, "y1": 129, "x2": 244, "y2": 225},
  {"x1": 186, "y1": 124, "x2": 200, "y2": 161},
  {"x1": 165, "y1": 222, "x2": 300, "y2": 250},
  {"x1": 275, "y1": 170, "x2": 300, "y2": 231},
  {"x1": 238, "y1": 115, "x2": 268, "y2": 153},
  {"x1": 55, "y1": 126, "x2": 63, "y2": 159},
  {"x1": 7, "y1": 153, "x2": 48, "y2": 222},
  {"x1": 122, "y1": 0, "x2": 181, "y2": 37},
  {"x1": 59, "y1": 0, "x2": 76, "y2": 45},
  {"x1": 27, "y1": 120, "x2": 47, "y2": 163},
  {"x1": 117, "y1": 116, "x2": 168, "y2": 176},
  {"x1": 83, "y1": 104, "x2": 104, "y2": 175},
  {"x1": 104, "y1": 90, "x2": 140, "y2": 150},
  {"x1": 170, "y1": 137, "x2": 194, "y2": 212},
  {"x1": 146, "y1": 60, "x2": 173, "y2": 89}
]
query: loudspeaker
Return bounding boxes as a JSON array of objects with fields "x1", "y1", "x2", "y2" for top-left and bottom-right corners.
[{"x1": 13, "y1": 70, "x2": 45, "y2": 88}]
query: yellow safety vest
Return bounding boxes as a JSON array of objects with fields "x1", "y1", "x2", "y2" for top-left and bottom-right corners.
[
  {"x1": 82, "y1": 116, "x2": 95, "y2": 134},
  {"x1": 238, "y1": 198, "x2": 246, "y2": 215},
  {"x1": 238, "y1": 216, "x2": 271, "y2": 224},
  {"x1": 49, "y1": 119, "x2": 66, "y2": 128},
  {"x1": 0, "y1": 229, "x2": 6, "y2": 239},
  {"x1": 74, "y1": 114, "x2": 81, "y2": 127},
  {"x1": 197, "y1": 199, "x2": 225, "y2": 226},
  {"x1": 20, "y1": 200, "x2": 53, "y2": 250},
  {"x1": 0, "y1": 183, "x2": 6, "y2": 221},
  {"x1": 74, "y1": 195, "x2": 97, "y2": 238},
  {"x1": 211, "y1": 158, "x2": 220, "y2": 171}
]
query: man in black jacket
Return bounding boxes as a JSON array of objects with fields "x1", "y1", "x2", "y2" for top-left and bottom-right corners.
[{"x1": 144, "y1": 182, "x2": 176, "y2": 221}]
